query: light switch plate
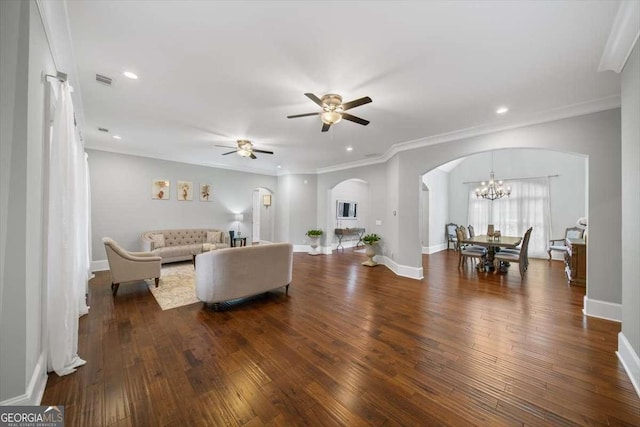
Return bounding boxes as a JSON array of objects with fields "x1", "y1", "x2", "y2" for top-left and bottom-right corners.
[{"x1": 376, "y1": 220, "x2": 382, "y2": 226}]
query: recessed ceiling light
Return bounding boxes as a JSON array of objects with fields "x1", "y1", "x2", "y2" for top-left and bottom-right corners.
[
  {"x1": 496, "y1": 106, "x2": 509, "y2": 114},
  {"x1": 123, "y1": 71, "x2": 138, "y2": 79},
  {"x1": 346, "y1": 146, "x2": 353, "y2": 152},
  {"x1": 113, "y1": 135, "x2": 122, "y2": 140},
  {"x1": 277, "y1": 165, "x2": 282, "y2": 169}
]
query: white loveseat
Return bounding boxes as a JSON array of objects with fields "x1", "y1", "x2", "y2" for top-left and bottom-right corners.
[
  {"x1": 195, "y1": 243, "x2": 293, "y2": 308},
  {"x1": 141, "y1": 229, "x2": 230, "y2": 264}
]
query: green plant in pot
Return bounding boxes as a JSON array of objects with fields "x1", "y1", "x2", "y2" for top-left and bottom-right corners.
[
  {"x1": 362, "y1": 233, "x2": 381, "y2": 245},
  {"x1": 306, "y1": 229, "x2": 323, "y2": 255},
  {"x1": 362, "y1": 233, "x2": 381, "y2": 267}
]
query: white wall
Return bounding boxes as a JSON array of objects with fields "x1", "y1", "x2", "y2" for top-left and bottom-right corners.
[
  {"x1": 619, "y1": 40, "x2": 640, "y2": 394},
  {"x1": 0, "y1": 0, "x2": 52, "y2": 404},
  {"x1": 422, "y1": 169, "x2": 449, "y2": 251},
  {"x1": 447, "y1": 149, "x2": 587, "y2": 259},
  {"x1": 87, "y1": 150, "x2": 278, "y2": 263}
]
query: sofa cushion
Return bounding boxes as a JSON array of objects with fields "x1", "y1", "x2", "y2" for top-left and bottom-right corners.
[
  {"x1": 153, "y1": 243, "x2": 202, "y2": 259},
  {"x1": 152, "y1": 234, "x2": 165, "y2": 248},
  {"x1": 206, "y1": 231, "x2": 223, "y2": 244}
]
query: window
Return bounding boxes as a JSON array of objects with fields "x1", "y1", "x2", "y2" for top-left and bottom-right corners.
[{"x1": 468, "y1": 178, "x2": 550, "y2": 258}]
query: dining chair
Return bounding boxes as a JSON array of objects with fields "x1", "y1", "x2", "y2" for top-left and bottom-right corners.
[
  {"x1": 446, "y1": 223, "x2": 459, "y2": 250},
  {"x1": 458, "y1": 225, "x2": 487, "y2": 253},
  {"x1": 455, "y1": 227, "x2": 487, "y2": 271},
  {"x1": 493, "y1": 227, "x2": 533, "y2": 279},
  {"x1": 547, "y1": 226, "x2": 584, "y2": 260},
  {"x1": 468, "y1": 225, "x2": 476, "y2": 238}
]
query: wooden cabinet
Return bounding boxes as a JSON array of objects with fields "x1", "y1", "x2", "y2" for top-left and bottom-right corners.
[{"x1": 565, "y1": 238, "x2": 586, "y2": 286}]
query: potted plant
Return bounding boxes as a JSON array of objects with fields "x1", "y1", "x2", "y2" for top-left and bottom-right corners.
[
  {"x1": 306, "y1": 229, "x2": 323, "y2": 255},
  {"x1": 362, "y1": 233, "x2": 381, "y2": 266}
]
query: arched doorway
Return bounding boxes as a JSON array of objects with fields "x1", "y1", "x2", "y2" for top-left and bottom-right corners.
[{"x1": 252, "y1": 187, "x2": 274, "y2": 244}]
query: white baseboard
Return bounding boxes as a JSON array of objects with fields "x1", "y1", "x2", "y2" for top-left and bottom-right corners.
[
  {"x1": 378, "y1": 256, "x2": 424, "y2": 280},
  {"x1": 422, "y1": 243, "x2": 447, "y2": 254},
  {"x1": 91, "y1": 259, "x2": 109, "y2": 272},
  {"x1": 617, "y1": 332, "x2": 640, "y2": 398},
  {"x1": 0, "y1": 351, "x2": 48, "y2": 406},
  {"x1": 582, "y1": 296, "x2": 622, "y2": 322}
]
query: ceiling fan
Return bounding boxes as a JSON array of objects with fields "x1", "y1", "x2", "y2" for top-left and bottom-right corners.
[
  {"x1": 216, "y1": 140, "x2": 273, "y2": 159},
  {"x1": 287, "y1": 93, "x2": 372, "y2": 132}
]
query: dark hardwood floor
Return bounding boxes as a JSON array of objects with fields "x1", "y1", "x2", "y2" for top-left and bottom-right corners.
[{"x1": 42, "y1": 250, "x2": 639, "y2": 426}]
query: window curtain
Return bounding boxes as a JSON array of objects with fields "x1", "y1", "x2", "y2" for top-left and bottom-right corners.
[
  {"x1": 468, "y1": 178, "x2": 550, "y2": 258},
  {"x1": 46, "y1": 80, "x2": 90, "y2": 376}
]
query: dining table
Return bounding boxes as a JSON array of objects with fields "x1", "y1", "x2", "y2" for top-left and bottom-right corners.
[{"x1": 461, "y1": 234, "x2": 522, "y2": 270}]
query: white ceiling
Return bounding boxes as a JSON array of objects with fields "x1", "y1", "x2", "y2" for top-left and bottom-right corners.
[{"x1": 66, "y1": 0, "x2": 621, "y2": 175}]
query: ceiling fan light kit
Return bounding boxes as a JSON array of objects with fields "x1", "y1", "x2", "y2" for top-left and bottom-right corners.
[
  {"x1": 288, "y1": 92, "x2": 372, "y2": 132},
  {"x1": 216, "y1": 140, "x2": 274, "y2": 160}
]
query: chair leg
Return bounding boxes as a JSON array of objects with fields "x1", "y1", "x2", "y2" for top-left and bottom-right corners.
[
  {"x1": 520, "y1": 262, "x2": 525, "y2": 279},
  {"x1": 155, "y1": 277, "x2": 159, "y2": 287},
  {"x1": 286, "y1": 284, "x2": 290, "y2": 295},
  {"x1": 547, "y1": 249, "x2": 552, "y2": 261},
  {"x1": 112, "y1": 283, "x2": 120, "y2": 296}
]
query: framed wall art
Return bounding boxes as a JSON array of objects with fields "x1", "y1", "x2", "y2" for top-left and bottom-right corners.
[
  {"x1": 200, "y1": 183, "x2": 212, "y2": 201},
  {"x1": 177, "y1": 181, "x2": 193, "y2": 201},
  {"x1": 152, "y1": 179, "x2": 170, "y2": 200}
]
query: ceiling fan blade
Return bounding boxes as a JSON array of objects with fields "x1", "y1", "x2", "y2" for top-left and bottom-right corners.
[
  {"x1": 221, "y1": 150, "x2": 237, "y2": 155},
  {"x1": 215, "y1": 144, "x2": 236, "y2": 149},
  {"x1": 304, "y1": 93, "x2": 324, "y2": 107},
  {"x1": 321, "y1": 123, "x2": 331, "y2": 132},
  {"x1": 250, "y1": 153, "x2": 257, "y2": 159},
  {"x1": 287, "y1": 112, "x2": 320, "y2": 119},
  {"x1": 341, "y1": 112, "x2": 370, "y2": 126},
  {"x1": 341, "y1": 96, "x2": 372, "y2": 111},
  {"x1": 253, "y1": 149, "x2": 274, "y2": 155}
]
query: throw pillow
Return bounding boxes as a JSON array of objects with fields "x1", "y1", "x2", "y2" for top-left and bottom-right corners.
[
  {"x1": 152, "y1": 234, "x2": 165, "y2": 249},
  {"x1": 207, "y1": 231, "x2": 222, "y2": 244}
]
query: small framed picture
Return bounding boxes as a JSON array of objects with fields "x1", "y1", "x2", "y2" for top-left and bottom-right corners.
[
  {"x1": 152, "y1": 180, "x2": 170, "y2": 200},
  {"x1": 177, "y1": 181, "x2": 193, "y2": 201},
  {"x1": 200, "y1": 183, "x2": 212, "y2": 201}
]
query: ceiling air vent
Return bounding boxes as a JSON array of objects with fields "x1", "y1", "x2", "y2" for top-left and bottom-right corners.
[
  {"x1": 95, "y1": 73, "x2": 113, "y2": 86},
  {"x1": 98, "y1": 127, "x2": 109, "y2": 133}
]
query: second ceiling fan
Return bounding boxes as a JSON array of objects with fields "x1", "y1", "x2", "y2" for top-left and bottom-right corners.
[
  {"x1": 287, "y1": 93, "x2": 372, "y2": 132},
  {"x1": 216, "y1": 140, "x2": 273, "y2": 159}
]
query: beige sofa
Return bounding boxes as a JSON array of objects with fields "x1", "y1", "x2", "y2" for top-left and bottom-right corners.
[
  {"x1": 195, "y1": 243, "x2": 293, "y2": 308},
  {"x1": 141, "y1": 229, "x2": 230, "y2": 264}
]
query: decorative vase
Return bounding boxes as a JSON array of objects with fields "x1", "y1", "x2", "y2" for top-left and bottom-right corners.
[
  {"x1": 308, "y1": 236, "x2": 321, "y2": 256},
  {"x1": 362, "y1": 243, "x2": 378, "y2": 266}
]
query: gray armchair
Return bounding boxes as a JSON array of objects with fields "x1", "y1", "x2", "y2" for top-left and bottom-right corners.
[
  {"x1": 103, "y1": 237, "x2": 162, "y2": 295},
  {"x1": 547, "y1": 227, "x2": 584, "y2": 260}
]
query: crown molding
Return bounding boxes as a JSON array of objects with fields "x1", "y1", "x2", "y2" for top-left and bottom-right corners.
[
  {"x1": 598, "y1": 0, "x2": 640, "y2": 73},
  {"x1": 85, "y1": 146, "x2": 279, "y2": 177},
  {"x1": 317, "y1": 95, "x2": 620, "y2": 175}
]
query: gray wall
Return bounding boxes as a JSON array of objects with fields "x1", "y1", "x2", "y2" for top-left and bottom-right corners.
[
  {"x1": 621, "y1": 42, "x2": 639, "y2": 380},
  {"x1": 0, "y1": 0, "x2": 51, "y2": 403},
  {"x1": 87, "y1": 150, "x2": 278, "y2": 261},
  {"x1": 447, "y1": 149, "x2": 587, "y2": 259},
  {"x1": 393, "y1": 110, "x2": 621, "y2": 303}
]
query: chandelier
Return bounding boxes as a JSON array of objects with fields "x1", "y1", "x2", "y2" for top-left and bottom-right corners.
[{"x1": 475, "y1": 153, "x2": 511, "y2": 200}]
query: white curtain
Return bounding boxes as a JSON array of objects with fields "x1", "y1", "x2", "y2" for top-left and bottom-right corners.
[
  {"x1": 468, "y1": 178, "x2": 550, "y2": 258},
  {"x1": 46, "y1": 80, "x2": 90, "y2": 376}
]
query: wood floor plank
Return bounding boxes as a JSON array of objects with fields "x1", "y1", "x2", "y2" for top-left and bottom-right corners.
[{"x1": 41, "y1": 251, "x2": 639, "y2": 426}]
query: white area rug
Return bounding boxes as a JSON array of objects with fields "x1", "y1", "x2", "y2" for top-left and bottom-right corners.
[{"x1": 146, "y1": 262, "x2": 199, "y2": 310}]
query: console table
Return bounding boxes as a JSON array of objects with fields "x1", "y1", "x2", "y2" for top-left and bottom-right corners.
[{"x1": 334, "y1": 228, "x2": 365, "y2": 250}]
